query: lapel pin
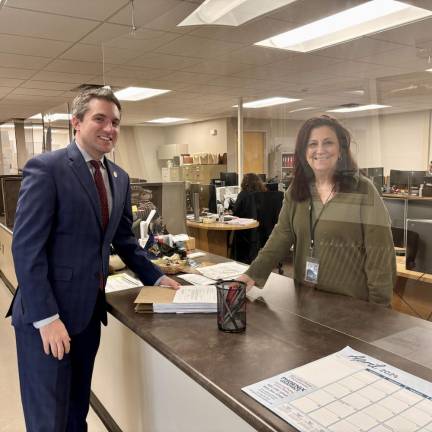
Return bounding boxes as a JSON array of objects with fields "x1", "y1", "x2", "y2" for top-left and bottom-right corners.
[{"x1": 113, "y1": 171, "x2": 118, "y2": 178}]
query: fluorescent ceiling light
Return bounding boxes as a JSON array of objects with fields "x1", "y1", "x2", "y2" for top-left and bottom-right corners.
[
  {"x1": 146, "y1": 117, "x2": 187, "y2": 124},
  {"x1": 0, "y1": 0, "x2": 7, "y2": 11},
  {"x1": 289, "y1": 107, "x2": 316, "y2": 113},
  {"x1": 29, "y1": 113, "x2": 71, "y2": 122},
  {"x1": 426, "y1": 68, "x2": 432, "y2": 72},
  {"x1": 178, "y1": 0, "x2": 297, "y2": 26},
  {"x1": 46, "y1": 113, "x2": 71, "y2": 122},
  {"x1": 345, "y1": 90, "x2": 365, "y2": 95},
  {"x1": 0, "y1": 123, "x2": 14, "y2": 129},
  {"x1": 256, "y1": 0, "x2": 432, "y2": 52},
  {"x1": 327, "y1": 104, "x2": 390, "y2": 113},
  {"x1": 233, "y1": 97, "x2": 301, "y2": 108},
  {"x1": 114, "y1": 87, "x2": 170, "y2": 101}
]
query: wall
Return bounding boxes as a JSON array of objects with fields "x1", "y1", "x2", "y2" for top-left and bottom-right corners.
[
  {"x1": 114, "y1": 126, "x2": 165, "y2": 182},
  {"x1": 342, "y1": 110, "x2": 432, "y2": 174},
  {"x1": 163, "y1": 118, "x2": 228, "y2": 155},
  {"x1": 227, "y1": 117, "x2": 302, "y2": 177}
]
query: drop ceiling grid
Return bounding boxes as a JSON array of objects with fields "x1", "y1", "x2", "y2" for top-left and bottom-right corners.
[{"x1": 0, "y1": 0, "x2": 431, "y2": 122}]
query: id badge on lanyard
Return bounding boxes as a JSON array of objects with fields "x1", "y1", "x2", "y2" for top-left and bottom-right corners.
[{"x1": 304, "y1": 200, "x2": 321, "y2": 284}]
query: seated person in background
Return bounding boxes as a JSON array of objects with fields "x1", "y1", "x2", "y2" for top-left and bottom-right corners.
[
  {"x1": 238, "y1": 116, "x2": 396, "y2": 306},
  {"x1": 231, "y1": 173, "x2": 266, "y2": 263},
  {"x1": 233, "y1": 173, "x2": 267, "y2": 218}
]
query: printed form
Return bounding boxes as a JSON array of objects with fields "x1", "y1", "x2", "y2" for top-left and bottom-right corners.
[{"x1": 242, "y1": 346, "x2": 432, "y2": 432}]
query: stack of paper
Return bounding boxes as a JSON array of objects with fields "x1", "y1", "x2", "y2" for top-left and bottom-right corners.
[
  {"x1": 106, "y1": 273, "x2": 142, "y2": 293},
  {"x1": 197, "y1": 262, "x2": 248, "y2": 280},
  {"x1": 134, "y1": 285, "x2": 217, "y2": 313}
]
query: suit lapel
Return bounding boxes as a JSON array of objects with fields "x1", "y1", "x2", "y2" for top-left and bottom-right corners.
[
  {"x1": 67, "y1": 141, "x2": 103, "y2": 230},
  {"x1": 105, "y1": 158, "x2": 122, "y2": 239}
]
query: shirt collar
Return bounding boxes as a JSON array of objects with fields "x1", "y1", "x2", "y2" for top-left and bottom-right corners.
[{"x1": 75, "y1": 140, "x2": 106, "y2": 168}]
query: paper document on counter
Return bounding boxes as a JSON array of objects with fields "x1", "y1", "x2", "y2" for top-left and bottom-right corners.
[
  {"x1": 134, "y1": 285, "x2": 216, "y2": 313},
  {"x1": 197, "y1": 262, "x2": 248, "y2": 280},
  {"x1": 242, "y1": 346, "x2": 432, "y2": 432},
  {"x1": 177, "y1": 273, "x2": 215, "y2": 285},
  {"x1": 106, "y1": 273, "x2": 142, "y2": 293}
]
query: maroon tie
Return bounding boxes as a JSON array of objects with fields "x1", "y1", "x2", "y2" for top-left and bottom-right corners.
[{"x1": 90, "y1": 160, "x2": 109, "y2": 231}]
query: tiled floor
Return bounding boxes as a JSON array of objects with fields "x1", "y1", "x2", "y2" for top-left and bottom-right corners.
[{"x1": 0, "y1": 281, "x2": 107, "y2": 432}]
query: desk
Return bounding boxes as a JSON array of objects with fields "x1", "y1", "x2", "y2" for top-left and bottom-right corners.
[
  {"x1": 91, "y1": 253, "x2": 432, "y2": 431},
  {"x1": 186, "y1": 219, "x2": 259, "y2": 257}
]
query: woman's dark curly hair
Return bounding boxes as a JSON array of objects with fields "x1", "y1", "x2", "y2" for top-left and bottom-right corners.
[
  {"x1": 241, "y1": 173, "x2": 267, "y2": 193},
  {"x1": 291, "y1": 116, "x2": 358, "y2": 202}
]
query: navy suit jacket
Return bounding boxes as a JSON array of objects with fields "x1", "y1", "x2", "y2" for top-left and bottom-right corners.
[{"x1": 8, "y1": 141, "x2": 163, "y2": 335}]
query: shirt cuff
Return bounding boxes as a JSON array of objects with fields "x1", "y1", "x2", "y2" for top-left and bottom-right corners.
[
  {"x1": 154, "y1": 275, "x2": 165, "y2": 286},
  {"x1": 33, "y1": 314, "x2": 60, "y2": 329}
]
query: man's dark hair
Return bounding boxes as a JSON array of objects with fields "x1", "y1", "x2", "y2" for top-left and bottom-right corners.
[{"x1": 71, "y1": 87, "x2": 122, "y2": 121}]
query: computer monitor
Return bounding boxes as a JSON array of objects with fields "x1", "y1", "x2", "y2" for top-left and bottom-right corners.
[
  {"x1": 408, "y1": 171, "x2": 426, "y2": 187},
  {"x1": 406, "y1": 219, "x2": 432, "y2": 274},
  {"x1": 220, "y1": 172, "x2": 238, "y2": 186},
  {"x1": 390, "y1": 169, "x2": 409, "y2": 188},
  {"x1": 360, "y1": 167, "x2": 384, "y2": 193},
  {"x1": 2, "y1": 177, "x2": 22, "y2": 229},
  {"x1": 215, "y1": 186, "x2": 240, "y2": 210}
]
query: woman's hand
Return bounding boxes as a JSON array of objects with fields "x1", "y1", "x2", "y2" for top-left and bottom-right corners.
[{"x1": 236, "y1": 274, "x2": 255, "y2": 291}]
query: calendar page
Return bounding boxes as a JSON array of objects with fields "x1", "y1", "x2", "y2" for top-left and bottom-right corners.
[{"x1": 242, "y1": 346, "x2": 432, "y2": 432}]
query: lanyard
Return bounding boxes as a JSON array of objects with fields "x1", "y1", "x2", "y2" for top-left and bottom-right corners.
[{"x1": 308, "y1": 185, "x2": 335, "y2": 257}]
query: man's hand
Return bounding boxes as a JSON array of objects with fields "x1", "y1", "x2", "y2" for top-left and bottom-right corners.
[
  {"x1": 236, "y1": 274, "x2": 255, "y2": 291},
  {"x1": 39, "y1": 318, "x2": 71, "y2": 360},
  {"x1": 159, "y1": 275, "x2": 180, "y2": 289}
]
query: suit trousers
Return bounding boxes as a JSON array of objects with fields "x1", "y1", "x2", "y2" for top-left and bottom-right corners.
[{"x1": 14, "y1": 294, "x2": 103, "y2": 432}]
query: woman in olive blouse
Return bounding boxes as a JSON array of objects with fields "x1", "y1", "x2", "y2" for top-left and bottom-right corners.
[{"x1": 238, "y1": 116, "x2": 396, "y2": 306}]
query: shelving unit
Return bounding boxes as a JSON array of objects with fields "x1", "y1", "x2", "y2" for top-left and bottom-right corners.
[{"x1": 281, "y1": 152, "x2": 294, "y2": 180}]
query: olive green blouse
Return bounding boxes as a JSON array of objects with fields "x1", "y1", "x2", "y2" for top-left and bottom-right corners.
[{"x1": 246, "y1": 175, "x2": 396, "y2": 306}]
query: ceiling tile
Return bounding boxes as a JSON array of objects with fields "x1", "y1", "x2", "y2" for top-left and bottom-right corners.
[
  {"x1": 0, "y1": 34, "x2": 71, "y2": 58},
  {"x1": 369, "y1": 16, "x2": 432, "y2": 47},
  {"x1": 0, "y1": 67, "x2": 35, "y2": 79},
  {"x1": 155, "y1": 35, "x2": 243, "y2": 59},
  {"x1": 102, "y1": 30, "x2": 181, "y2": 52},
  {"x1": 180, "y1": 60, "x2": 250, "y2": 76},
  {"x1": 30, "y1": 70, "x2": 96, "y2": 84},
  {"x1": 44, "y1": 59, "x2": 103, "y2": 75},
  {"x1": 317, "y1": 38, "x2": 406, "y2": 61},
  {"x1": 0, "y1": 52, "x2": 51, "y2": 69},
  {"x1": 20, "y1": 81, "x2": 76, "y2": 91},
  {"x1": 80, "y1": 23, "x2": 131, "y2": 46},
  {"x1": 0, "y1": 78, "x2": 24, "y2": 87},
  {"x1": 61, "y1": 44, "x2": 141, "y2": 64},
  {"x1": 128, "y1": 52, "x2": 200, "y2": 70},
  {"x1": 159, "y1": 71, "x2": 219, "y2": 85},
  {"x1": 104, "y1": 65, "x2": 169, "y2": 80},
  {"x1": 0, "y1": 7, "x2": 99, "y2": 42},
  {"x1": 215, "y1": 45, "x2": 291, "y2": 66},
  {"x1": 5, "y1": 0, "x2": 128, "y2": 21},
  {"x1": 12, "y1": 88, "x2": 65, "y2": 97}
]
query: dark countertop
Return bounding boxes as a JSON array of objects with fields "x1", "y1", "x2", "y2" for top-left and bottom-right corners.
[{"x1": 106, "y1": 254, "x2": 432, "y2": 432}]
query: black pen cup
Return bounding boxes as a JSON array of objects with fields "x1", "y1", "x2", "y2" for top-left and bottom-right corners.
[{"x1": 216, "y1": 280, "x2": 246, "y2": 333}]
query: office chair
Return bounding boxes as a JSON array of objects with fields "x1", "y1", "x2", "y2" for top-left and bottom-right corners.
[{"x1": 391, "y1": 226, "x2": 419, "y2": 270}]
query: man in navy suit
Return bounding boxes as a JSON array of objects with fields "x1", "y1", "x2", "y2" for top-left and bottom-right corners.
[{"x1": 7, "y1": 87, "x2": 179, "y2": 431}]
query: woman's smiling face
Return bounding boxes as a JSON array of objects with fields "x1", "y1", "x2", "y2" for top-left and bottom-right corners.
[{"x1": 306, "y1": 126, "x2": 341, "y2": 178}]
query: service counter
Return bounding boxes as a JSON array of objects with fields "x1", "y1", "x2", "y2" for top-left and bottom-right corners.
[
  {"x1": 2, "y1": 221, "x2": 432, "y2": 431},
  {"x1": 92, "y1": 252, "x2": 432, "y2": 431}
]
